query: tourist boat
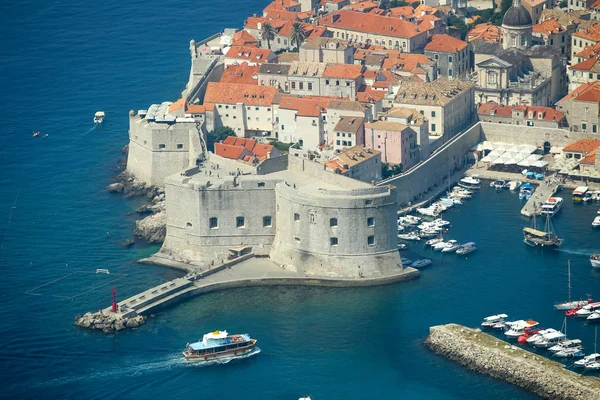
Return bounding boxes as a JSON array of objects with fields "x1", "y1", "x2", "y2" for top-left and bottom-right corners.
[
  {"x1": 398, "y1": 233, "x2": 420, "y2": 241},
  {"x1": 587, "y1": 311, "x2": 600, "y2": 322},
  {"x1": 554, "y1": 261, "x2": 591, "y2": 311},
  {"x1": 94, "y1": 111, "x2": 105, "y2": 124},
  {"x1": 183, "y1": 330, "x2": 257, "y2": 361},
  {"x1": 523, "y1": 213, "x2": 563, "y2": 248},
  {"x1": 416, "y1": 207, "x2": 440, "y2": 217},
  {"x1": 591, "y1": 254, "x2": 600, "y2": 268},
  {"x1": 458, "y1": 176, "x2": 481, "y2": 190},
  {"x1": 548, "y1": 339, "x2": 583, "y2": 353},
  {"x1": 504, "y1": 320, "x2": 539, "y2": 339},
  {"x1": 517, "y1": 327, "x2": 540, "y2": 343},
  {"x1": 481, "y1": 313, "x2": 508, "y2": 329},
  {"x1": 456, "y1": 242, "x2": 477, "y2": 255},
  {"x1": 540, "y1": 197, "x2": 563, "y2": 216},
  {"x1": 576, "y1": 302, "x2": 600, "y2": 318},
  {"x1": 411, "y1": 259, "x2": 432, "y2": 269},
  {"x1": 398, "y1": 215, "x2": 421, "y2": 226},
  {"x1": 573, "y1": 186, "x2": 589, "y2": 202},
  {"x1": 508, "y1": 180, "x2": 522, "y2": 191},
  {"x1": 489, "y1": 180, "x2": 506, "y2": 190},
  {"x1": 593, "y1": 217, "x2": 600, "y2": 228},
  {"x1": 434, "y1": 240, "x2": 458, "y2": 252},
  {"x1": 426, "y1": 238, "x2": 443, "y2": 247},
  {"x1": 575, "y1": 354, "x2": 600, "y2": 368},
  {"x1": 519, "y1": 183, "x2": 533, "y2": 200},
  {"x1": 526, "y1": 328, "x2": 559, "y2": 345},
  {"x1": 441, "y1": 242, "x2": 462, "y2": 253}
]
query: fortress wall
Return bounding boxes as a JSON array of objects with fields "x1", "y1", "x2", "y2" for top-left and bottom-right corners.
[
  {"x1": 287, "y1": 153, "x2": 369, "y2": 189},
  {"x1": 256, "y1": 155, "x2": 289, "y2": 175},
  {"x1": 269, "y1": 183, "x2": 402, "y2": 278},
  {"x1": 480, "y1": 122, "x2": 599, "y2": 147},
  {"x1": 378, "y1": 123, "x2": 482, "y2": 207}
]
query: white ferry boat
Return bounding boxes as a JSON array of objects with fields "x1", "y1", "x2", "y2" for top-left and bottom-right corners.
[
  {"x1": 593, "y1": 217, "x2": 600, "y2": 228},
  {"x1": 481, "y1": 313, "x2": 508, "y2": 329},
  {"x1": 573, "y1": 186, "x2": 589, "y2": 202},
  {"x1": 458, "y1": 176, "x2": 481, "y2": 189},
  {"x1": 540, "y1": 197, "x2": 563, "y2": 216},
  {"x1": 94, "y1": 111, "x2": 105, "y2": 124},
  {"x1": 504, "y1": 320, "x2": 539, "y2": 339},
  {"x1": 183, "y1": 330, "x2": 257, "y2": 361}
]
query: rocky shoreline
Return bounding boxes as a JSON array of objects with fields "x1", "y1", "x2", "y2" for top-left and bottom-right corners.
[
  {"x1": 75, "y1": 310, "x2": 146, "y2": 333},
  {"x1": 424, "y1": 324, "x2": 600, "y2": 400}
]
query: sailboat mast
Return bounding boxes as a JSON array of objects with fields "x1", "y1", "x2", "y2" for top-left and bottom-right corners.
[
  {"x1": 568, "y1": 260, "x2": 571, "y2": 302},
  {"x1": 595, "y1": 326, "x2": 597, "y2": 354}
]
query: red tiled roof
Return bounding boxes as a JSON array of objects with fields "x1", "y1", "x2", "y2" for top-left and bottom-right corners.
[
  {"x1": 223, "y1": 136, "x2": 256, "y2": 151},
  {"x1": 570, "y1": 54, "x2": 600, "y2": 71},
  {"x1": 580, "y1": 151, "x2": 597, "y2": 164},
  {"x1": 217, "y1": 136, "x2": 277, "y2": 161},
  {"x1": 575, "y1": 42, "x2": 600, "y2": 59},
  {"x1": 389, "y1": 6, "x2": 414, "y2": 18},
  {"x1": 382, "y1": 53, "x2": 432, "y2": 70},
  {"x1": 187, "y1": 104, "x2": 207, "y2": 114},
  {"x1": 232, "y1": 30, "x2": 259, "y2": 47},
  {"x1": 319, "y1": 10, "x2": 422, "y2": 38},
  {"x1": 204, "y1": 82, "x2": 279, "y2": 106},
  {"x1": 425, "y1": 34, "x2": 468, "y2": 53},
  {"x1": 558, "y1": 81, "x2": 600, "y2": 103},
  {"x1": 356, "y1": 86, "x2": 386, "y2": 103},
  {"x1": 532, "y1": 19, "x2": 565, "y2": 36},
  {"x1": 573, "y1": 24, "x2": 600, "y2": 41},
  {"x1": 563, "y1": 139, "x2": 600, "y2": 153},
  {"x1": 263, "y1": 9, "x2": 300, "y2": 21},
  {"x1": 279, "y1": 95, "x2": 339, "y2": 117},
  {"x1": 343, "y1": 1, "x2": 379, "y2": 12},
  {"x1": 225, "y1": 46, "x2": 275, "y2": 64},
  {"x1": 220, "y1": 62, "x2": 260, "y2": 85},
  {"x1": 168, "y1": 98, "x2": 186, "y2": 113},
  {"x1": 322, "y1": 64, "x2": 364, "y2": 79},
  {"x1": 477, "y1": 103, "x2": 565, "y2": 121},
  {"x1": 214, "y1": 143, "x2": 252, "y2": 160},
  {"x1": 245, "y1": 17, "x2": 287, "y2": 30},
  {"x1": 466, "y1": 23, "x2": 502, "y2": 43}
]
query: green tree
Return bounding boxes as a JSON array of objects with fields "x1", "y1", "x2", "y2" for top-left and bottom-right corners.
[
  {"x1": 289, "y1": 22, "x2": 307, "y2": 52},
  {"x1": 448, "y1": 17, "x2": 468, "y2": 39},
  {"x1": 261, "y1": 23, "x2": 276, "y2": 50},
  {"x1": 560, "y1": 0, "x2": 567, "y2": 7},
  {"x1": 207, "y1": 126, "x2": 235, "y2": 151},
  {"x1": 381, "y1": 163, "x2": 403, "y2": 179},
  {"x1": 389, "y1": 0, "x2": 409, "y2": 7}
]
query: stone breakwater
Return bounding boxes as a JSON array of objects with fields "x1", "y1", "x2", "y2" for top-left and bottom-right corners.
[
  {"x1": 75, "y1": 310, "x2": 146, "y2": 333},
  {"x1": 424, "y1": 324, "x2": 600, "y2": 400}
]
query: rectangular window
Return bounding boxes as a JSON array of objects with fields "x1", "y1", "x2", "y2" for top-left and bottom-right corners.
[
  {"x1": 258, "y1": 182, "x2": 265, "y2": 187},
  {"x1": 582, "y1": 123, "x2": 587, "y2": 130},
  {"x1": 330, "y1": 237, "x2": 338, "y2": 246},
  {"x1": 346, "y1": 81, "x2": 350, "y2": 86},
  {"x1": 431, "y1": 123, "x2": 436, "y2": 132},
  {"x1": 434, "y1": 54, "x2": 438, "y2": 60},
  {"x1": 431, "y1": 111, "x2": 436, "y2": 117},
  {"x1": 449, "y1": 69, "x2": 453, "y2": 77},
  {"x1": 236, "y1": 216, "x2": 245, "y2": 228},
  {"x1": 330, "y1": 218, "x2": 338, "y2": 227},
  {"x1": 308, "y1": 82, "x2": 312, "y2": 90},
  {"x1": 593, "y1": 125, "x2": 597, "y2": 133},
  {"x1": 294, "y1": 213, "x2": 300, "y2": 222},
  {"x1": 281, "y1": 125, "x2": 285, "y2": 130},
  {"x1": 336, "y1": 80, "x2": 340, "y2": 86},
  {"x1": 367, "y1": 217, "x2": 374, "y2": 227},
  {"x1": 159, "y1": 144, "x2": 166, "y2": 149},
  {"x1": 325, "y1": 79, "x2": 330, "y2": 85},
  {"x1": 291, "y1": 82, "x2": 296, "y2": 89},
  {"x1": 177, "y1": 144, "x2": 183, "y2": 149},
  {"x1": 209, "y1": 217, "x2": 218, "y2": 229},
  {"x1": 367, "y1": 235, "x2": 375, "y2": 246},
  {"x1": 299, "y1": 82, "x2": 304, "y2": 90},
  {"x1": 448, "y1": 56, "x2": 453, "y2": 62},
  {"x1": 336, "y1": 140, "x2": 340, "y2": 145},
  {"x1": 263, "y1": 216, "x2": 272, "y2": 227},
  {"x1": 590, "y1": 73, "x2": 594, "y2": 79},
  {"x1": 527, "y1": 121, "x2": 533, "y2": 126}
]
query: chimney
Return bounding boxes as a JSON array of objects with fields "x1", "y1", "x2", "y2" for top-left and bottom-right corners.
[{"x1": 267, "y1": 151, "x2": 272, "y2": 159}]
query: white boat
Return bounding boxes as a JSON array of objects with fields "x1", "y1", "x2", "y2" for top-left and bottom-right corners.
[
  {"x1": 575, "y1": 354, "x2": 600, "y2": 368},
  {"x1": 554, "y1": 347, "x2": 584, "y2": 358},
  {"x1": 576, "y1": 302, "x2": 600, "y2": 318},
  {"x1": 573, "y1": 186, "x2": 589, "y2": 202},
  {"x1": 585, "y1": 361, "x2": 600, "y2": 370},
  {"x1": 434, "y1": 240, "x2": 458, "y2": 252},
  {"x1": 398, "y1": 216, "x2": 421, "y2": 226},
  {"x1": 540, "y1": 197, "x2": 563, "y2": 216},
  {"x1": 519, "y1": 183, "x2": 534, "y2": 200},
  {"x1": 458, "y1": 176, "x2": 481, "y2": 189},
  {"x1": 508, "y1": 180, "x2": 522, "y2": 191},
  {"x1": 456, "y1": 242, "x2": 477, "y2": 255},
  {"x1": 481, "y1": 313, "x2": 508, "y2": 328},
  {"x1": 398, "y1": 233, "x2": 420, "y2": 241},
  {"x1": 419, "y1": 230, "x2": 439, "y2": 239},
  {"x1": 94, "y1": 111, "x2": 105, "y2": 124},
  {"x1": 526, "y1": 328, "x2": 559, "y2": 345},
  {"x1": 533, "y1": 330, "x2": 567, "y2": 348},
  {"x1": 593, "y1": 216, "x2": 600, "y2": 228},
  {"x1": 548, "y1": 339, "x2": 582, "y2": 353},
  {"x1": 183, "y1": 330, "x2": 258, "y2": 361},
  {"x1": 504, "y1": 320, "x2": 539, "y2": 339},
  {"x1": 442, "y1": 242, "x2": 462, "y2": 253},
  {"x1": 416, "y1": 207, "x2": 439, "y2": 217},
  {"x1": 554, "y1": 261, "x2": 591, "y2": 311},
  {"x1": 489, "y1": 179, "x2": 506, "y2": 190},
  {"x1": 425, "y1": 238, "x2": 444, "y2": 246},
  {"x1": 592, "y1": 254, "x2": 600, "y2": 268},
  {"x1": 588, "y1": 311, "x2": 600, "y2": 322}
]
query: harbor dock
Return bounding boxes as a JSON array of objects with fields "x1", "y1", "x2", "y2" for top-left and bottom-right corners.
[
  {"x1": 75, "y1": 256, "x2": 419, "y2": 332},
  {"x1": 424, "y1": 324, "x2": 600, "y2": 400},
  {"x1": 521, "y1": 180, "x2": 561, "y2": 217}
]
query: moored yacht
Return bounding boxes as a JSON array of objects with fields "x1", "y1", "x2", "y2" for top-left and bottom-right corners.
[
  {"x1": 489, "y1": 180, "x2": 506, "y2": 190},
  {"x1": 508, "y1": 180, "x2": 522, "y2": 191},
  {"x1": 576, "y1": 302, "x2": 600, "y2": 318},
  {"x1": 548, "y1": 339, "x2": 582, "y2": 353},
  {"x1": 434, "y1": 240, "x2": 458, "y2": 252},
  {"x1": 458, "y1": 176, "x2": 481, "y2": 189},
  {"x1": 442, "y1": 241, "x2": 462, "y2": 253},
  {"x1": 425, "y1": 238, "x2": 443, "y2": 247},
  {"x1": 573, "y1": 186, "x2": 589, "y2": 202},
  {"x1": 574, "y1": 353, "x2": 600, "y2": 368},
  {"x1": 481, "y1": 313, "x2": 508, "y2": 328},
  {"x1": 398, "y1": 233, "x2": 420, "y2": 241},
  {"x1": 456, "y1": 242, "x2": 477, "y2": 255},
  {"x1": 533, "y1": 330, "x2": 567, "y2": 348},
  {"x1": 593, "y1": 217, "x2": 600, "y2": 228},
  {"x1": 588, "y1": 311, "x2": 600, "y2": 322},
  {"x1": 183, "y1": 330, "x2": 257, "y2": 361},
  {"x1": 519, "y1": 183, "x2": 534, "y2": 200},
  {"x1": 526, "y1": 328, "x2": 559, "y2": 346},
  {"x1": 540, "y1": 197, "x2": 563, "y2": 216},
  {"x1": 504, "y1": 320, "x2": 539, "y2": 339}
]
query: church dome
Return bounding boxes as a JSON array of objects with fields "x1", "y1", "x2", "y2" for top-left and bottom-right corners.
[{"x1": 502, "y1": 4, "x2": 532, "y2": 27}]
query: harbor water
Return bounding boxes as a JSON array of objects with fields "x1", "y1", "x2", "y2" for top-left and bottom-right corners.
[{"x1": 2, "y1": 0, "x2": 600, "y2": 398}]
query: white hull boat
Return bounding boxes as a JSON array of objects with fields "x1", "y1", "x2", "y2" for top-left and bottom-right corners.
[
  {"x1": 574, "y1": 353, "x2": 600, "y2": 368},
  {"x1": 593, "y1": 217, "x2": 600, "y2": 228},
  {"x1": 554, "y1": 300, "x2": 589, "y2": 311},
  {"x1": 508, "y1": 181, "x2": 522, "y2": 191},
  {"x1": 456, "y1": 242, "x2": 477, "y2": 255},
  {"x1": 458, "y1": 176, "x2": 481, "y2": 189},
  {"x1": 526, "y1": 329, "x2": 559, "y2": 345},
  {"x1": 576, "y1": 302, "x2": 600, "y2": 318},
  {"x1": 591, "y1": 254, "x2": 600, "y2": 268},
  {"x1": 398, "y1": 216, "x2": 421, "y2": 226},
  {"x1": 588, "y1": 312, "x2": 600, "y2": 322},
  {"x1": 549, "y1": 339, "x2": 582, "y2": 353},
  {"x1": 442, "y1": 243, "x2": 462, "y2": 253},
  {"x1": 425, "y1": 238, "x2": 443, "y2": 247},
  {"x1": 504, "y1": 320, "x2": 539, "y2": 339},
  {"x1": 481, "y1": 313, "x2": 508, "y2": 328},
  {"x1": 585, "y1": 362, "x2": 600, "y2": 371},
  {"x1": 541, "y1": 197, "x2": 563, "y2": 216},
  {"x1": 554, "y1": 348, "x2": 584, "y2": 358},
  {"x1": 398, "y1": 233, "x2": 420, "y2": 241}
]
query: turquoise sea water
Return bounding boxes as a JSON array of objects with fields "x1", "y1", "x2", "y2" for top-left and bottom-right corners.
[{"x1": 2, "y1": 1, "x2": 600, "y2": 398}]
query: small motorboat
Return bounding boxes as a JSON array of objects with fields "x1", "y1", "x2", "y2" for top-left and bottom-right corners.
[
  {"x1": 574, "y1": 353, "x2": 600, "y2": 368},
  {"x1": 419, "y1": 230, "x2": 439, "y2": 239},
  {"x1": 401, "y1": 258, "x2": 414, "y2": 266},
  {"x1": 508, "y1": 180, "x2": 522, "y2": 191},
  {"x1": 456, "y1": 242, "x2": 477, "y2": 255},
  {"x1": 435, "y1": 239, "x2": 458, "y2": 252},
  {"x1": 397, "y1": 243, "x2": 408, "y2": 250},
  {"x1": 588, "y1": 311, "x2": 600, "y2": 322},
  {"x1": 505, "y1": 320, "x2": 539, "y2": 339},
  {"x1": 585, "y1": 362, "x2": 600, "y2": 371},
  {"x1": 526, "y1": 328, "x2": 559, "y2": 346},
  {"x1": 411, "y1": 259, "x2": 432, "y2": 269},
  {"x1": 593, "y1": 216, "x2": 600, "y2": 228},
  {"x1": 519, "y1": 183, "x2": 533, "y2": 200},
  {"x1": 554, "y1": 348, "x2": 585, "y2": 358},
  {"x1": 489, "y1": 180, "x2": 506, "y2": 190},
  {"x1": 458, "y1": 176, "x2": 481, "y2": 189},
  {"x1": 518, "y1": 327, "x2": 540, "y2": 344},
  {"x1": 576, "y1": 302, "x2": 600, "y2": 318},
  {"x1": 533, "y1": 330, "x2": 566, "y2": 348},
  {"x1": 442, "y1": 242, "x2": 462, "y2": 253},
  {"x1": 481, "y1": 313, "x2": 508, "y2": 329},
  {"x1": 591, "y1": 254, "x2": 600, "y2": 268},
  {"x1": 398, "y1": 216, "x2": 421, "y2": 226},
  {"x1": 425, "y1": 238, "x2": 443, "y2": 247},
  {"x1": 33, "y1": 131, "x2": 41, "y2": 137},
  {"x1": 549, "y1": 339, "x2": 582, "y2": 353},
  {"x1": 94, "y1": 111, "x2": 105, "y2": 124},
  {"x1": 398, "y1": 233, "x2": 420, "y2": 241}
]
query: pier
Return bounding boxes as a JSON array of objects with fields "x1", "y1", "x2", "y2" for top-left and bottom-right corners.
[
  {"x1": 521, "y1": 180, "x2": 561, "y2": 217},
  {"x1": 76, "y1": 256, "x2": 419, "y2": 332},
  {"x1": 424, "y1": 324, "x2": 600, "y2": 400}
]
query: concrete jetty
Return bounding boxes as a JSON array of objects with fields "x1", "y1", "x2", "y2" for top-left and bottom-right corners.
[
  {"x1": 75, "y1": 256, "x2": 419, "y2": 332},
  {"x1": 424, "y1": 324, "x2": 600, "y2": 400},
  {"x1": 521, "y1": 180, "x2": 560, "y2": 217}
]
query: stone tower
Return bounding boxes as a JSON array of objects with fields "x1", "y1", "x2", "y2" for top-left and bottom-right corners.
[{"x1": 502, "y1": 0, "x2": 533, "y2": 50}]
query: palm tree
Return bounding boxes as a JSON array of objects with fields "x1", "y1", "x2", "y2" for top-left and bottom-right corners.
[
  {"x1": 261, "y1": 23, "x2": 275, "y2": 50},
  {"x1": 289, "y1": 22, "x2": 307, "y2": 52}
]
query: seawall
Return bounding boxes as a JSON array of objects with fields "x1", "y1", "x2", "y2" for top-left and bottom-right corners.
[{"x1": 424, "y1": 324, "x2": 600, "y2": 400}]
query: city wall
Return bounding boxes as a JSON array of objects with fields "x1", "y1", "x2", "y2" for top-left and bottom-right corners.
[{"x1": 480, "y1": 122, "x2": 600, "y2": 147}]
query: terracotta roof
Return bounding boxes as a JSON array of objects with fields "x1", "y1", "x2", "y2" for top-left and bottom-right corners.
[
  {"x1": 232, "y1": 30, "x2": 259, "y2": 47},
  {"x1": 558, "y1": 81, "x2": 600, "y2": 103},
  {"x1": 217, "y1": 136, "x2": 278, "y2": 161},
  {"x1": 580, "y1": 151, "x2": 597, "y2": 164},
  {"x1": 466, "y1": 23, "x2": 502, "y2": 43},
  {"x1": 389, "y1": 6, "x2": 414, "y2": 18},
  {"x1": 322, "y1": 64, "x2": 364, "y2": 79},
  {"x1": 573, "y1": 24, "x2": 600, "y2": 41},
  {"x1": 326, "y1": 159, "x2": 349, "y2": 173},
  {"x1": 383, "y1": 53, "x2": 432, "y2": 71},
  {"x1": 168, "y1": 98, "x2": 186, "y2": 113},
  {"x1": 223, "y1": 136, "x2": 256, "y2": 151},
  {"x1": 343, "y1": 1, "x2": 380, "y2": 12},
  {"x1": 204, "y1": 82, "x2": 279, "y2": 106},
  {"x1": 356, "y1": 86, "x2": 386, "y2": 103},
  {"x1": 425, "y1": 34, "x2": 468, "y2": 53},
  {"x1": 354, "y1": 47, "x2": 401, "y2": 61},
  {"x1": 575, "y1": 42, "x2": 600, "y2": 59},
  {"x1": 225, "y1": 46, "x2": 275, "y2": 64},
  {"x1": 263, "y1": 0, "x2": 301, "y2": 13},
  {"x1": 214, "y1": 143, "x2": 253, "y2": 160},
  {"x1": 570, "y1": 55, "x2": 600, "y2": 72},
  {"x1": 279, "y1": 95, "x2": 339, "y2": 116},
  {"x1": 563, "y1": 139, "x2": 600, "y2": 153},
  {"x1": 327, "y1": 99, "x2": 366, "y2": 111},
  {"x1": 187, "y1": 104, "x2": 207, "y2": 113},
  {"x1": 540, "y1": 10, "x2": 600, "y2": 30},
  {"x1": 319, "y1": 10, "x2": 422, "y2": 38},
  {"x1": 532, "y1": 19, "x2": 565, "y2": 36},
  {"x1": 263, "y1": 9, "x2": 300, "y2": 21},
  {"x1": 418, "y1": 15, "x2": 441, "y2": 32},
  {"x1": 220, "y1": 63, "x2": 260, "y2": 85},
  {"x1": 477, "y1": 103, "x2": 565, "y2": 121}
]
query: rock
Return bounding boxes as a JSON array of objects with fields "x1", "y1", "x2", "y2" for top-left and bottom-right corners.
[
  {"x1": 126, "y1": 318, "x2": 140, "y2": 328},
  {"x1": 134, "y1": 211, "x2": 166, "y2": 243},
  {"x1": 121, "y1": 239, "x2": 135, "y2": 248},
  {"x1": 121, "y1": 144, "x2": 129, "y2": 154},
  {"x1": 107, "y1": 183, "x2": 124, "y2": 193}
]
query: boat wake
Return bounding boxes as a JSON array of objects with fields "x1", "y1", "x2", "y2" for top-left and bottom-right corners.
[{"x1": 558, "y1": 249, "x2": 594, "y2": 256}]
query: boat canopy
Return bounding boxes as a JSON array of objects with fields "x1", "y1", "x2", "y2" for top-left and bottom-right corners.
[
  {"x1": 521, "y1": 183, "x2": 532, "y2": 189},
  {"x1": 95, "y1": 111, "x2": 105, "y2": 117},
  {"x1": 573, "y1": 186, "x2": 589, "y2": 195},
  {"x1": 523, "y1": 227, "x2": 549, "y2": 237}
]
